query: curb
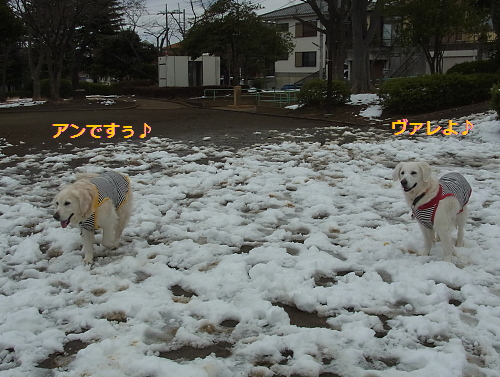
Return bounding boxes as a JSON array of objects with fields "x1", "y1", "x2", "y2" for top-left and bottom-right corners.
[{"x1": 0, "y1": 100, "x2": 140, "y2": 113}]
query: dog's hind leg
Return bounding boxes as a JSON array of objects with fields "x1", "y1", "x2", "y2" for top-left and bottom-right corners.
[
  {"x1": 434, "y1": 215, "x2": 455, "y2": 262},
  {"x1": 456, "y1": 205, "x2": 468, "y2": 248},
  {"x1": 99, "y1": 201, "x2": 120, "y2": 249},
  {"x1": 115, "y1": 192, "x2": 133, "y2": 241}
]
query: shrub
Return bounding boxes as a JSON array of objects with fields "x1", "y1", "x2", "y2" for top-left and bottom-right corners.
[
  {"x1": 6, "y1": 91, "x2": 31, "y2": 99},
  {"x1": 251, "y1": 77, "x2": 267, "y2": 90},
  {"x1": 297, "y1": 79, "x2": 350, "y2": 107},
  {"x1": 447, "y1": 59, "x2": 500, "y2": 75},
  {"x1": 78, "y1": 82, "x2": 116, "y2": 96},
  {"x1": 491, "y1": 83, "x2": 500, "y2": 119},
  {"x1": 40, "y1": 78, "x2": 73, "y2": 99},
  {"x1": 110, "y1": 79, "x2": 155, "y2": 95},
  {"x1": 379, "y1": 73, "x2": 500, "y2": 113}
]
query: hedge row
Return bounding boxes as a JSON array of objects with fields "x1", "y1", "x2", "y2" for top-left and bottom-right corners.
[
  {"x1": 379, "y1": 73, "x2": 500, "y2": 113},
  {"x1": 446, "y1": 59, "x2": 500, "y2": 75},
  {"x1": 297, "y1": 79, "x2": 351, "y2": 107}
]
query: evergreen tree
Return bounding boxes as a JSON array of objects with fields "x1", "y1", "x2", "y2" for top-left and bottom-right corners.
[
  {"x1": 0, "y1": 0, "x2": 23, "y2": 101},
  {"x1": 181, "y1": 0, "x2": 293, "y2": 85}
]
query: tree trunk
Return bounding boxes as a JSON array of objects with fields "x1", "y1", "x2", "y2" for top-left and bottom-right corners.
[
  {"x1": 27, "y1": 37, "x2": 44, "y2": 100},
  {"x1": 350, "y1": 0, "x2": 384, "y2": 93},
  {"x1": 46, "y1": 47, "x2": 64, "y2": 103},
  {"x1": 72, "y1": 47, "x2": 86, "y2": 91},
  {"x1": 300, "y1": 0, "x2": 350, "y2": 113},
  {"x1": 0, "y1": 47, "x2": 11, "y2": 102}
]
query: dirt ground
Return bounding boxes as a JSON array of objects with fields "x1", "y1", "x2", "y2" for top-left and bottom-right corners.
[{"x1": 0, "y1": 97, "x2": 491, "y2": 157}]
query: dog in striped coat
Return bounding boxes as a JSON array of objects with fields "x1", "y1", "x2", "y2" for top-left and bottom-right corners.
[
  {"x1": 53, "y1": 171, "x2": 133, "y2": 264},
  {"x1": 393, "y1": 162, "x2": 471, "y2": 262}
]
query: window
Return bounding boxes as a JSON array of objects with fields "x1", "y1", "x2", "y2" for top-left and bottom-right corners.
[
  {"x1": 276, "y1": 23, "x2": 289, "y2": 32},
  {"x1": 295, "y1": 21, "x2": 317, "y2": 37},
  {"x1": 382, "y1": 24, "x2": 393, "y2": 46},
  {"x1": 295, "y1": 52, "x2": 317, "y2": 67}
]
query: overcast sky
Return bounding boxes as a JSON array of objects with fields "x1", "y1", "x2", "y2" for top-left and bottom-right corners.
[
  {"x1": 141, "y1": 0, "x2": 301, "y2": 43},
  {"x1": 144, "y1": 0, "x2": 300, "y2": 16}
]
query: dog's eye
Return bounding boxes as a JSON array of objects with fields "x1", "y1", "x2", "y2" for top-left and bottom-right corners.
[
  {"x1": 411, "y1": 171, "x2": 417, "y2": 175},
  {"x1": 55, "y1": 201, "x2": 59, "y2": 206},
  {"x1": 400, "y1": 171, "x2": 404, "y2": 175},
  {"x1": 64, "y1": 201, "x2": 70, "y2": 206}
]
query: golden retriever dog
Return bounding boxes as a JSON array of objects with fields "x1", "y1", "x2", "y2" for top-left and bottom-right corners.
[
  {"x1": 393, "y1": 162, "x2": 471, "y2": 262},
  {"x1": 53, "y1": 171, "x2": 132, "y2": 264}
]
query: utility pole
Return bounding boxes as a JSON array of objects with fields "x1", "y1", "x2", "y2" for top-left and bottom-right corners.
[
  {"x1": 158, "y1": 3, "x2": 187, "y2": 47},
  {"x1": 158, "y1": 4, "x2": 170, "y2": 49}
]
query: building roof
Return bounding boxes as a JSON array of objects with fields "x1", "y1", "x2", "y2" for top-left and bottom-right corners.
[{"x1": 260, "y1": 2, "x2": 319, "y2": 19}]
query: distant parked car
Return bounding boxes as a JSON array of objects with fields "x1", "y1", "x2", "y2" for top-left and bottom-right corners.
[{"x1": 280, "y1": 84, "x2": 302, "y2": 90}]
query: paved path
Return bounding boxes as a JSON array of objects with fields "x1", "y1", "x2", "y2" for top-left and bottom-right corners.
[{"x1": 0, "y1": 99, "x2": 390, "y2": 158}]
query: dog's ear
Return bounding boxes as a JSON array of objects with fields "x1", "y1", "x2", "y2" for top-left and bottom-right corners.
[
  {"x1": 419, "y1": 162, "x2": 431, "y2": 182},
  {"x1": 78, "y1": 186, "x2": 95, "y2": 218},
  {"x1": 392, "y1": 163, "x2": 403, "y2": 181}
]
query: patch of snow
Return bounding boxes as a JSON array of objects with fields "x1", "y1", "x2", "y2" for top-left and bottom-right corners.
[{"x1": 0, "y1": 106, "x2": 499, "y2": 377}]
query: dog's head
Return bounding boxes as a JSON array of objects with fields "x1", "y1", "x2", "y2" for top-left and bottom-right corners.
[
  {"x1": 53, "y1": 182, "x2": 94, "y2": 228},
  {"x1": 392, "y1": 162, "x2": 431, "y2": 193}
]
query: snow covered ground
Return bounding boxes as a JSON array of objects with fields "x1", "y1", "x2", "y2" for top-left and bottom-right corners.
[
  {"x1": 0, "y1": 104, "x2": 500, "y2": 377},
  {"x1": 0, "y1": 98, "x2": 46, "y2": 109}
]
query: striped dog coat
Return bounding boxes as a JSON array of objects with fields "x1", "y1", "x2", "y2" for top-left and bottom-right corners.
[
  {"x1": 80, "y1": 172, "x2": 130, "y2": 232},
  {"x1": 412, "y1": 172, "x2": 471, "y2": 229}
]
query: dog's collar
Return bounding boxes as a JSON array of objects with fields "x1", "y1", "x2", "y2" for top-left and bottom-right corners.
[{"x1": 411, "y1": 192, "x2": 427, "y2": 209}]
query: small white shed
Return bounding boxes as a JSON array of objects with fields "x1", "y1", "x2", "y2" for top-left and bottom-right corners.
[{"x1": 158, "y1": 55, "x2": 221, "y2": 87}]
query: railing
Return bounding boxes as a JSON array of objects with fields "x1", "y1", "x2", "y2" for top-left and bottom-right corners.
[
  {"x1": 390, "y1": 51, "x2": 424, "y2": 78},
  {"x1": 202, "y1": 88, "x2": 298, "y2": 108},
  {"x1": 256, "y1": 90, "x2": 299, "y2": 108},
  {"x1": 294, "y1": 70, "x2": 321, "y2": 86},
  {"x1": 203, "y1": 88, "x2": 234, "y2": 100}
]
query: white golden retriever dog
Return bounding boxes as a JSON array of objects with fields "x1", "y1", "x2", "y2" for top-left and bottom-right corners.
[
  {"x1": 53, "y1": 171, "x2": 132, "y2": 264},
  {"x1": 393, "y1": 162, "x2": 471, "y2": 262}
]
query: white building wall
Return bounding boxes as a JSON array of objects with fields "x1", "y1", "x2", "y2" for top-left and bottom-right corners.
[
  {"x1": 273, "y1": 17, "x2": 323, "y2": 88},
  {"x1": 202, "y1": 55, "x2": 221, "y2": 86},
  {"x1": 158, "y1": 57, "x2": 167, "y2": 87},
  {"x1": 168, "y1": 56, "x2": 189, "y2": 87},
  {"x1": 441, "y1": 50, "x2": 478, "y2": 73},
  {"x1": 158, "y1": 55, "x2": 220, "y2": 87}
]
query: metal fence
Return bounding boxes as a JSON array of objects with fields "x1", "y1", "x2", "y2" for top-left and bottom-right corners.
[{"x1": 202, "y1": 88, "x2": 299, "y2": 108}]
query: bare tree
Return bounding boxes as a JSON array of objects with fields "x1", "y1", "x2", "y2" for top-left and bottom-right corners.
[
  {"x1": 26, "y1": 34, "x2": 44, "y2": 100},
  {"x1": 142, "y1": 18, "x2": 169, "y2": 56},
  {"x1": 120, "y1": 0, "x2": 147, "y2": 32},
  {"x1": 14, "y1": 0, "x2": 89, "y2": 102},
  {"x1": 0, "y1": 0, "x2": 23, "y2": 101}
]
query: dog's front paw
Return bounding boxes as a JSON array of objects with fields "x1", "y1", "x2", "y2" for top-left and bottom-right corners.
[
  {"x1": 83, "y1": 256, "x2": 93, "y2": 264},
  {"x1": 455, "y1": 240, "x2": 464, "y2": 247}
]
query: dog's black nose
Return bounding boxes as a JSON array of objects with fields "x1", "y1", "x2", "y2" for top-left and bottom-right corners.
[
  {"x1": 401, "y1": 179, "x2": 407, "y2": 186},
  {"x1": 53, "y1": 213, "x2": 60, "y2": 220}
]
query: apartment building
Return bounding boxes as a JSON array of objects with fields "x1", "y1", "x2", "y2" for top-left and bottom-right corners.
[{"x1": 261, "y1": 2, "x2": 487, "y2": 89}]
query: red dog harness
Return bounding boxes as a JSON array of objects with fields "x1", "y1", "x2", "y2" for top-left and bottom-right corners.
[{"x1": 412, "y1": 173, "x2": 471, "y2": 229}]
